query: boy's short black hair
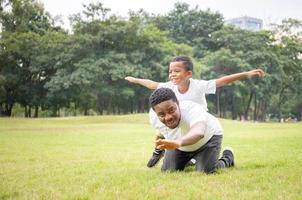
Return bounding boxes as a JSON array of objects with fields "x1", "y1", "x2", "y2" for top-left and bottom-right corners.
[
  {"x1": 170, "y1": 56, "x2": 193, "y2": 71},
  {"x1": 149, "y1": 88, "x2": 178, "y2": 109}
]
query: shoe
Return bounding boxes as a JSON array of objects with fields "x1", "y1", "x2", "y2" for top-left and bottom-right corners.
[
  {"x1": 147, "y1": 149, "x2": 165, "y2": 168},
  {"x1": 222, "y1": 147, "x2": 235, "y2": 167},
  {"x1": 185, "y1": 159, "x2": 196, "y2": 167}
]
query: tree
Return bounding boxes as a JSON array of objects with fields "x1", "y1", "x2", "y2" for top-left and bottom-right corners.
[
  {"x1": 0, "y1": 0, "x2": 63, "y2": 116},
  {"x1": 201, "y1": 48, "x2": 250, "y2": 119},
  {"x1": 45, "y1": 4, "x2": 193, "y2": 116},
  {"x1": 202, "y1": 26, "x2": 278, "y2": 121},
  {"x1": 150, "y1": 2, "x2": 224, "y2": 58},
  {"x1": 270, "y1": 19, "x2": 302, "y2": 121}
]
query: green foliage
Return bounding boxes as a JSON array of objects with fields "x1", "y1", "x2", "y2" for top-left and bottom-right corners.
[
  {"x1": 151, "y1": 2, "x2": 224, "y2": 58},
  {"x1": 0, "y1": 0, "x2": 53, "y2": 34},
  {"x1": 0, "y1": 0, "x2": 301, "y2": 120},
  {"x1": 200, "y1": 22, "x2": 302, "y2": 121}
]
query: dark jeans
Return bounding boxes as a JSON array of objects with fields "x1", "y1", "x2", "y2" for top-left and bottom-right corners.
[{"x1": 161, "y1": 135, "x2": 233, "y2": 173}]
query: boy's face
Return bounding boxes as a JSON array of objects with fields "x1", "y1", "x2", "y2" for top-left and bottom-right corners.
[
  {"x1": 153, "y1": 99, "x2": 181, "y2": 129},
  {"x1": 169, "y1": 61, "x2": 192, "y2": 85}
]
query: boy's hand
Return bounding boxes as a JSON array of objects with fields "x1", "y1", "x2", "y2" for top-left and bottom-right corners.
[
  {"x1": 156, "y1": 139, "x2": 181, "y2": 150},
  {"x1": 247, "y1": 69, "x2": 265, "y2": 78},
  {"x1": 125, "y1": 76, "x2": 137, "y2": 83}
]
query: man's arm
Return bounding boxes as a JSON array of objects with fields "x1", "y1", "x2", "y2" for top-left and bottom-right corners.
[
  {"x1": 215, "y1": 69, "x2": 265, "y2": 88},
  {"x1": 125, "y1": 76, "x2": 158, "y2": 90},
  {"x1": 155, "y1": 122, "x2": 205, "y2": 150},
  {"x1": 155, "y1": 134, "x2": 164, "y2": 140}
]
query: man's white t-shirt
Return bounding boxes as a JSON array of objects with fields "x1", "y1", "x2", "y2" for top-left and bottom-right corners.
[
  {"x1": 157, "y1": 78, "x2": 216, "y2": 111},
  {"x1": 149, "y1": 101, "x2": 223, "y2": 152}
]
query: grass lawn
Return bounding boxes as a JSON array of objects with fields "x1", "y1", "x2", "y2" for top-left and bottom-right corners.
[{"x1": 0, "y1": 114, "x2": 302, "y2": 200}]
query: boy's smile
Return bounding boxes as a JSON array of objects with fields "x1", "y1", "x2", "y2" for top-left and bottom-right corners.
[{"x1": 169, "y1": 62, "x2": 192, "y2": 85}]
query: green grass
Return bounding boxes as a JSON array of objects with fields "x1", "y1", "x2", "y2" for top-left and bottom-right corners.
[{"x1": 0, "y1": 115, "x2": 302, "y2": 200}]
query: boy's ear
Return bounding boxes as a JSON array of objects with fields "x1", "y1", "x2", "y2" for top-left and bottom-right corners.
[{"x1": 187, "y1": 70, "x2": 193, "y2": 77}]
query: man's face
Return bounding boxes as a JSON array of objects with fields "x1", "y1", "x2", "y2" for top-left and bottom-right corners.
[
  {"x1": 169, "y1": 61, "x2": 192, "y2": 85},
  {"x1": 153, "y1": 99, "x2": 181, "y2": 129}
]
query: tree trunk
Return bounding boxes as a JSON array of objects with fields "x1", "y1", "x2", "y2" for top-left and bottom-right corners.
[
  {"x1": 139, "y1": 98, "x2": 145, "y2": 113},
  {"x1": 83, "y1": 102, "x2": 89, "y2": 116},
  {"x1": 28, "y1": 106, "x2": 32, "y2": 118},
  {"x1": 118, "y1": 105, "x2": 121, "y2": 115},
  {"x1": 253, "y1": 92, "x2": 257, "y2": 121},
  {"x1": 216, "y1": 88, "x2": 220, "y2": 117},
  {"x1": 130, "y1": 101, "x2": 134, "y2": 114},
  {"x1": 34, "y1": 106, "x2": 39, "y2": 118},
  {"x1": 2, "y1": 103, "x2": 13, "y2": 117},
  {"x1": 24, "y1": 105, "x2": 28, "y2": 117},
  {"x1": 260, "y1": 101, "x2": 267, "y2": 122},
  {"x1": 222, "y1": 96, "x2": 226, "y2": 118},
  {"x1": 96, "y1": 95, "x2": 104, "y2": 115},
  {"x1": 244, "y1": 91, "x2": 254, "y2": 120},
  {"x1": 277, "y1": 87, "x2": 285, "y2": 122},
  {"x1": 222, "y1": 91, "x2": 228, "y2": 118},
  {"x1": 257, "y1": 100, "x2": 262, "y2": 121},
  {"x1": 107, "y1": 98, "x2": 112, "y2": 114},
  {"x1": 51, "y1": 105, "x2": 58, "y2": 117},
  {"x1": 74, "y1": 103, "x2": 77, "y2": 116},
  {"x1": 231, "y1": 95, "x2": 236, "y2": 120}
]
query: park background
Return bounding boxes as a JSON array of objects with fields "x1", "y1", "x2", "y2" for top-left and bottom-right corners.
[{"x1": 0, "y1": 0, "x2": 302, "y2": 121}]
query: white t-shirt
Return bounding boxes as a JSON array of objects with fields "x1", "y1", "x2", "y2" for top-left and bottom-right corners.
[
  {"x1": 157, "y1": 78, "x2": 216, "y2": 111},
  {"x1": 149, "y1": 101, "x2": 223, "y2": 152}
]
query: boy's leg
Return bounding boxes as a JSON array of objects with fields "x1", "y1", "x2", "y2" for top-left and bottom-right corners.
[
  {"x1": 195, "y1": 135, "x2": 233, "y2": 173},
  {"x1": 161, "y1": 149, "x2": 193, "y2": 171}
]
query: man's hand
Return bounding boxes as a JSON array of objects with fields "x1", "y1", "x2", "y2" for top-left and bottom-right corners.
[
  {"x1": 156, "y1": 139, "x2": 181, "y2": 150},
  {"x1": 147, "y1": 149, "x2": 165, "y2": 168},
  {"x1": 247, "y1": 69, "x2": 265, "y2": 78},
  {"x1": 125, "y1": 76, "x2": 137, "y2": 83}
]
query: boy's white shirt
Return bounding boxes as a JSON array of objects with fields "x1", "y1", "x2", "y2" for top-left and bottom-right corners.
[
  {"x1": 149, "y1": 101, "x2": 223, "y2": 152},
  {"x1": 157, "y1": 78, "x2": 216, "y2": 111}
]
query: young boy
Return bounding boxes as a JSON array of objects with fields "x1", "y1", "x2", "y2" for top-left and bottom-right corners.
[
  {"x1": 149, "y1": 87, "x2": 234, "y2": 173},
  {"x1": 125, "y1": 56, "x2": 265, "y2": 167}
]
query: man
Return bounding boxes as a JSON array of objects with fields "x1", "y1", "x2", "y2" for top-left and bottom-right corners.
[{"x1": 149, "y1": 87, "x2": 234, "y2": 173}]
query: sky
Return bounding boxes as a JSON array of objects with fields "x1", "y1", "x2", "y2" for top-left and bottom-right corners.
[{"x1": 41, "y1": 0, "x2": 302, "y2": 29}]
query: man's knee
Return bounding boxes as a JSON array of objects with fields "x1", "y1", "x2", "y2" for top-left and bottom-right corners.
[
  {"x1": 197, "y1": 162, "x2": 218, "y2": 174},
  {"x1": 204, "y1": 166, "x2": 217, "y2": 174},
  {"x1": 161, "y1": 166, "x2": 174, "y2": 172},
  {"x1": 161, "y1": 160, "x2": 185, "y2": 172}
]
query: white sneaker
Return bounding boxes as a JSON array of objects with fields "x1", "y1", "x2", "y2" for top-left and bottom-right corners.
[{"x1": 185, "y1": 158, "x2": 196, "y2": 167}]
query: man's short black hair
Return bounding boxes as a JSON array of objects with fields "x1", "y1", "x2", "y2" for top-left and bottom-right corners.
[
  {"x1": 149, "y1": 88, "x2": 178, "y2": 109},
  {"x1": 170, "y1": 56, "x2": 193, "y2": 71}
]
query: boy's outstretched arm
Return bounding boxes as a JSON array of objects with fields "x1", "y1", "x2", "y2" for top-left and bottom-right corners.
[
  {"x1": 125, "y1": 76, "x2": 158, "y2": 90},
  {"x1": 215, "y1": 69, "x2": 265, "y2": 88}
]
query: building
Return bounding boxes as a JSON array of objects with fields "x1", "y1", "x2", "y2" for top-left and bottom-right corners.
[{"x1": 225, "y1": 16, "x2": 263, "y2": 31}]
